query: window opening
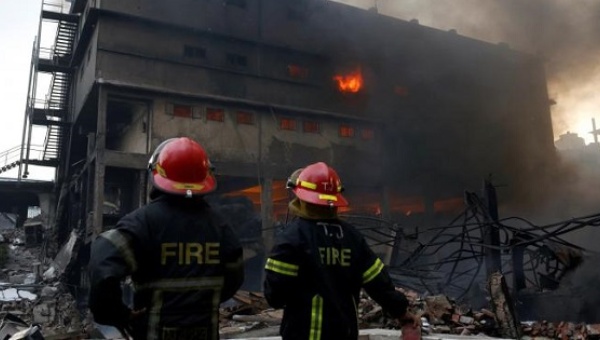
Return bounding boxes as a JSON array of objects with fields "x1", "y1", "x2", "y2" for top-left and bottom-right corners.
[
  {"x1": 236, "y1": 111, "x2": 254, "y2": 125},
  {"x1": 280, "y1": 117, "x2": 296, "y2": 131},
  {"x1": 173, "y1": 104, "x2": 193, "y2": 118},
  {"x1": 303, "y1": 121, "x2": 319, "y2": 133},
  {"x1": 206, "y1": 107, "x2": 225, "y2": 122},
  {"x1": 227, "y1": 53, "x2": 248, "y2": 67},
  {"x1": 184, "y1": 45, "x2": 206, "y2": 59},
  {"x1": 361, "y1": 128, "x2": 375, "y2": 140},
  {"x1": 339, "y1": 124, "x2": 355, "y2": 138}
]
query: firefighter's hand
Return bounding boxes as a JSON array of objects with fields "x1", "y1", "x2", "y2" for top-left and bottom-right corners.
[{"x1": 400, "y1": 312, "x2": 421, "y2": 328}]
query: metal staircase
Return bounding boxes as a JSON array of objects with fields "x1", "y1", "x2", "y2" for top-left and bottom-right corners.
[{"x1": 19, "y1": 0, "x2": 78, "y2": 179}]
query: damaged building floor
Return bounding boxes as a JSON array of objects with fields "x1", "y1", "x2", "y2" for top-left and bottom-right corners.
[{"x1": 2, "y1": 227, "x2": 600, "y2": 340}]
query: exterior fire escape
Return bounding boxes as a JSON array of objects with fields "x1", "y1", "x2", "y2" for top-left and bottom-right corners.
[{"x1": 17, "y1": 1, "x2": 78, "y2": 179}]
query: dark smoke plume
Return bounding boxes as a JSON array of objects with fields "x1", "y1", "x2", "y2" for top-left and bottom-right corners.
[{"x1": 334, "y1": 0, "x2": 600, "y2": 142}]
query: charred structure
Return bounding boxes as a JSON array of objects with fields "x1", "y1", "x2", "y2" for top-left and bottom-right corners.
[{"x1": 11, "y1": 0, "x2": 556, "y2": 307}]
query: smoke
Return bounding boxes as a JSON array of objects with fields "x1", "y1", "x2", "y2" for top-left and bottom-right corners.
[{"x1": 332, "y1": 0, "x2": 600, "y2": 142}]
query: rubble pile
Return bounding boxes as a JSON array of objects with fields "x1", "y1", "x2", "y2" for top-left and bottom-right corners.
[
  {"x1": 217, "y1": 288, "x2": 600, "y2": 340},
  {"x1": 0, "y1": 228, "x2": 90, "y2": 339},
  {"x1": 3, "y1": 226, "x2": 600, "y2": 339}
]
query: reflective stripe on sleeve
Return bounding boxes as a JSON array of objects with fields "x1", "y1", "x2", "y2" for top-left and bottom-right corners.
[
  {"x1": 100, "y1": 229, "x2": 138, "y2": 272},
  {"x1": 264, "y1": 258, "x2": 299, "y2": 277},
  {"x1": 310, "y1": 295, "x2": 323, "y2": 340},
  {"x1": 362, "y1": 258, "x2": 384, "y2": 284}
]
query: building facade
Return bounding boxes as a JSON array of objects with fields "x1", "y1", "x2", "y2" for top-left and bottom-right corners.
[{"x1": 22, "y1": 0, "x2": 557, "y2": 291}]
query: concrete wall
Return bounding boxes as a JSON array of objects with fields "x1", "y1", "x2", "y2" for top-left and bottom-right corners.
[
  {"x1": 148, "y1": 96, "x2": 381, "y2": 181},
  {"x1": 73, "y1": 30, "x2": 98, "y2": 118},
  {"x1": 93, "y1": 16, "x2": 345, "y2": 115},
  {"x1": 106, "y1": 97, "x2": 150, "y2": 154},
  {"x1": 100, "y1": 0, "x2": 260, "y2": 40},
  {"x1": 72, "y1": 0, "x2": 556, "y2": 214}
]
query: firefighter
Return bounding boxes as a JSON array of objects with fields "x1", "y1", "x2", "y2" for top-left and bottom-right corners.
[
  {"x1": 88, "y1": 137, "x2": 244, "y2": 340},
  {"x1": 264, "y1": 162, "x2": 420, "y2": 340}
]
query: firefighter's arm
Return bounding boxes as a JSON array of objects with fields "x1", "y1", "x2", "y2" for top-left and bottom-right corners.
[
  {"x1": 362, "y1": 263, "x2": 409, "y2": 318},
  {"x1": 88, "y1": 229, "x2": 136, "y2": 328},
  {"x1": 358, "y1": 238, "x2": 409, "y2": 319},
  {"x1": 220, "y1": 224, "x2": 244, "y2": 302},
  {"x1": 263, "y1": 236, "x2": 300, "y2": 309}
]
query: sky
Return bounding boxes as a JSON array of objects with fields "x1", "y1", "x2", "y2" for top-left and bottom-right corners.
[
  {"x1": 1, "y1": 0, "x2": 598, "y2": 179},
  {"x1": 1, "y1": 0, "x2": 52, "y2": 180}
]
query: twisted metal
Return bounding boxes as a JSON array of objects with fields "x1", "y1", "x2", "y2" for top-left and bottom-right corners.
[{"x1": 341, "y1": 192, "x2": 598, "y2": 301}]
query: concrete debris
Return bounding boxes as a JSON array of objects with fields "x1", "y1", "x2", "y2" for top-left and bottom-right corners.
[
  {"x1": 487, "y1": 272, "x2": 520, "y2": 339},
  {"x1": 4, "y1": 225, "x2": 600, "y2": 339},
  {"x1": 0, "y1": 228, "x2": 90, "y2": 339},
  {"x1": 0, "y1": 287, "x2": 37, "y2": 302},
  {"x1": 217, "y1": 289, "x2": 600, "y2": 340},
  {"x1": 42, "y1": 231, "x2": 80, "y2": 283}
]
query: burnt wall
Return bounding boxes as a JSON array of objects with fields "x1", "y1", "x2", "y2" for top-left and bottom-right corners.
[{"x1": 79, "y1": 0, "x2": 556, "y2": 210}]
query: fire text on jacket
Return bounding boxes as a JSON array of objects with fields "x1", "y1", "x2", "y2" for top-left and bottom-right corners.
[
  {"x1": 318, "y1": 247, "x2": 351, "y2": 266},
  {"x1": 161, "y1": 242, "x2": 220, "y2": 265}
]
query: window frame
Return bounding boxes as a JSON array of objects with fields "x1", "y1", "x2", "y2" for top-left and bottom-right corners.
[
  {"x1": 303, "y1": 120, "x2": 320, "y2": 134},
  {"x1": 339, "y1": 124, "x2": 355, "y2": 138},
  {"x1": 279, "y1": 117, "x2": 297, "y2": 131},
  {"x1": 236, "y1": 111, "x2": 255, "y2": 125},
  {"x1": 206, "y1": 107, "x2": 225, "y2": 122}
]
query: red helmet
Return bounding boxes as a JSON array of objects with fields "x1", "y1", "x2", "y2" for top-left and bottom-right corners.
[
  {"x1": 148, "y1": 137, "x2": 216, "y2": 197},
  {"x1": 292, "y1": 162, "x2": 348, "y2": 207}
]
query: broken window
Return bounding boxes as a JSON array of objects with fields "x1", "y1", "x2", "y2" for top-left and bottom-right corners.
[
  {"x1": 279, "y1": 117, "x2": 296, "y2": 131},
  {"x1": 236, "y1": 111, "x2": 254, "y2": 125},
  {"x1": 303, "y1": 121, "x2": 319, "y2": 133},
  {"x1": 173, "y1": 104, "x2": 193, "y2": 118},
  {"x1": 206, "y1": 107, "x2": 225, "y2": 122},
  {"x1": 339, "y1": 124, "x2": 355, "y2": 138},
  {"x1": 287, "y1": 64, "x2": 309, "y2": 79}
]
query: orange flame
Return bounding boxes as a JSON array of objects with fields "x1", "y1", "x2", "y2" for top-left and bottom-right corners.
[{"x1": 333, "y1": 69, "x2": 363, "y2": 93}]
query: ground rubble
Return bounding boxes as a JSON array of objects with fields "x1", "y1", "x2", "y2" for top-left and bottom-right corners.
[
  {"x1": 2, "y1": 227, "x2": 600, "y2": 339},
  {"x1": 0, "y1": 228, "x2": 93, "y2": 339},
  {"x1": 219, "y1": 289, "x2": 600, "y2": 340}
]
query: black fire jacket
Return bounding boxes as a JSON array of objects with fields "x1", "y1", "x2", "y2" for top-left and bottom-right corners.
[
  {"x1": 264, "y1": 217, "x2": 408, "y2": 340},
  {"x1": 89, "y1": 195, "x2": 244, "y2": 340}
]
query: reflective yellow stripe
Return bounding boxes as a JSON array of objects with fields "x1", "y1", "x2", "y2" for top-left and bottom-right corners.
[
  {"x1": 265, "y1": 258, "x2": 299, "y2": 277},
  {"x1": 155, "y1": 163, "x2": 167, "y2": 177},
  {"x1": 318, "y1": 194, "x2": 337, "y2": 201},
  {"x1": 362, "y1": 258, "x2": 384, "y2": 284},
  {"x1": 310, "y1": 295, "x2": 323, "y2": 340},
  {"x1": 299, "y1": 180, "x2": 317, "y2": 190},
  {"x1": 172, "y1": 183, "x2": 205, "y2": 190},
  {"x1": 100, "y1": 229, "x2": 138, "y2": 272}
]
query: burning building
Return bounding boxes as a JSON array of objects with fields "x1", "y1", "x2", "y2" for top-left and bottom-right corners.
[{"x1": 15, "y1": 0, "x2": 556, "y2": 298}]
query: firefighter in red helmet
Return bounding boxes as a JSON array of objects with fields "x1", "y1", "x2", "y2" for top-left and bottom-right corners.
[
  {"x1": 89, "y1": 137, "x2": 244, "y2": 340},
  {"x1": 264, "y1": 162, "x2": 420, "y2": 340}
]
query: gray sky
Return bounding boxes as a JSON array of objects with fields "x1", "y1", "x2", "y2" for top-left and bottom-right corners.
[
  {"x1": 0, "y1": 0, "x2": 48, "y2": 179},
  {"x1": 1, "y1": 0, "x2": 41, "y2": 149},
  {"x1": 1, "y1": 0, "x2": 598, "y2": 179}
]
